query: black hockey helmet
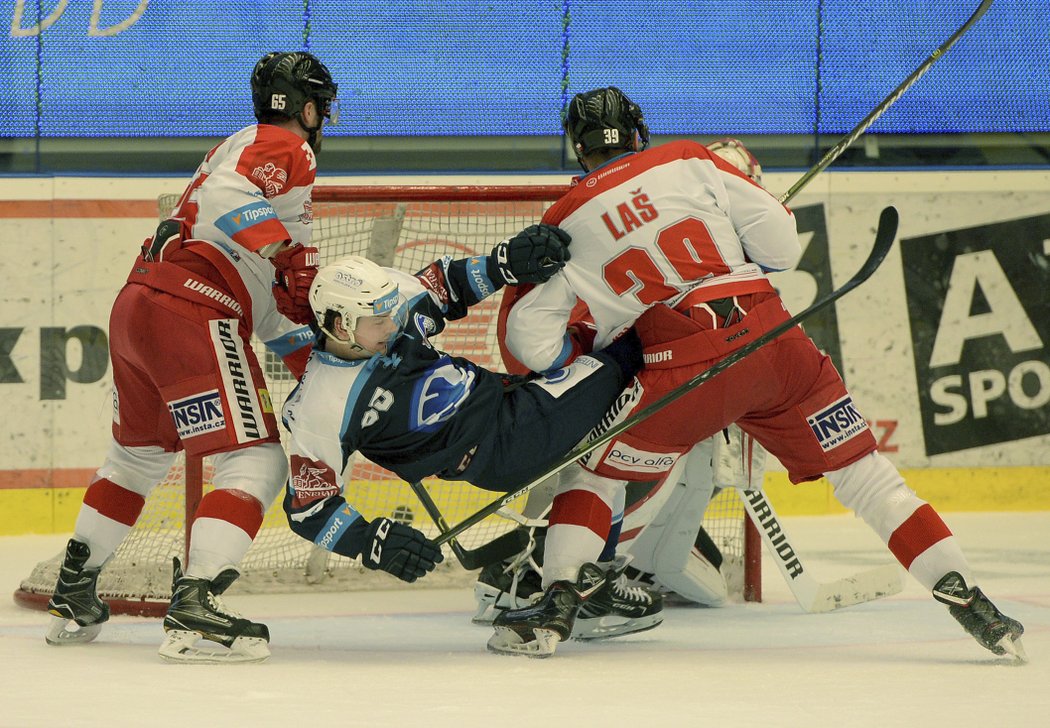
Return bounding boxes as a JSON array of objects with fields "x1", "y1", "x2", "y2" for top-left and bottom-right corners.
[
  {"x1": 251, "y1": 51, "x2": 339, "y2": 137},
  {"x1": 564, "y1": 86, "x2": 650, "y2": 160}
]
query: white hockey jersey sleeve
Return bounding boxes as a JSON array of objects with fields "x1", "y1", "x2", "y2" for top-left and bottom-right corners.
[{"x1": 719, "y1": 170, "x2": 801, "y2": 272}]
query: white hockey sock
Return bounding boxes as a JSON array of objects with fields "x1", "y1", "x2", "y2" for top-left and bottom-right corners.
[
  {"x1": 905, "y1": 536, "x2": 973, "y2": 591},
  {"x1": 74, "y1": 476, "x2": 150, "y2": 568},
  {"x1": 73, "y1": 508, "x2": 134, "y2": 569},
  {"x1": 186, "y1": 517, "x2": 254, "y2": 581},
  {"x1": 542, "y1": 468, "x2": 625, "y2": 588},
  {"x1": 543, "y1": 524, "x2": 606, "y2": 588},
  {"x1": 826, "y1": 452, "x2": 973, "y2": 590},
  {"x1": 185, "y1": 489, "x2": 263, "y2": 581}
]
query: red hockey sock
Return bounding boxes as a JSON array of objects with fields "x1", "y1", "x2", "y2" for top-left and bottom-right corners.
[
  {"x1": 193, "y1": 489, "x2": 265, "y2": 539},
  {"x1": 550, "y1": 490, "x2": 613, "y2": 541},
  {"x1": 82, "y1": 477, "x2": 146, "y2": 527},
  {"x1": 887, "y1": 503, "x2": 953, "y2": 570}
]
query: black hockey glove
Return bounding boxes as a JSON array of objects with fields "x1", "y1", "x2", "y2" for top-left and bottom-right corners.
[
  {"x1": 488, "y1": 224, "x2": 571, "y2": 286},
  {"x1": 360, "y1": 517, "x2": 444, "y2": 583}
]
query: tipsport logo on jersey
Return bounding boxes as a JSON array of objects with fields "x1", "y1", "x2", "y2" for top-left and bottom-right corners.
[{"x1": 902, "y1": 213, "x2": 1050, "y2": 456}]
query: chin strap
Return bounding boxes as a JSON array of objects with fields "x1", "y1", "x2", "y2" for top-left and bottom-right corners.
[{"x1": 298, "y1": 112, "x2": 323, "y2": 152}]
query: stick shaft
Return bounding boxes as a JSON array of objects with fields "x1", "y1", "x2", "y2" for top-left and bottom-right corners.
[
  {"x1": 408, "y1": 480, "x2": 528, "y2": 569},
  {"x1": 435, "y1": 207, "x2": 898, "y2": 546},
  {"x1": 778, "y1": 0, "x2": 993, "y2": 204}
]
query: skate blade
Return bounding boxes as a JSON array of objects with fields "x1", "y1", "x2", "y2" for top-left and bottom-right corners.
[
  {"x1": 471, "y1": 584, "x2": 500, "y2": 624},
  {"x1": 996, "y1": 634, "x2": 1028, "y2": 664},
  {"x1": 472, "y1": 585, "x2": 542, "y2": 625},
  {"x1": 45, "y1": 615, "x2": 101, "y2": 645},
  {"x1": 486, "y1": 626, "x2": 561, "y2": 658},
  {"x1": 573, "y1": 612, "x2": 663, "y2": 641},
  {"x1": 158, "y1": 630, "x2": 270, "y2": 664}
]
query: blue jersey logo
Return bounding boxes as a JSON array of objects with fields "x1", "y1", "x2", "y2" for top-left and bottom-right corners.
[
  {"x1": 411, "y1": 361, "x2": 476, "y2": 431},
  {"x1": 215, "y1": 200, "x2": 277, "y2": 236}
]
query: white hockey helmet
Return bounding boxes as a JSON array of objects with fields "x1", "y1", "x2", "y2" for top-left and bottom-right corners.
[
  {"x1": 309, "y1": 256, "x2": 401, "y2": 344},
  {"x1": 707, "y1": 138, "x2": 764, "y2": 186}
]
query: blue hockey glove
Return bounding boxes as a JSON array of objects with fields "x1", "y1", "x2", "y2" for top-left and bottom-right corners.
[{"x1": 360, "y1": 517, "x2": 444, "y2": 583}]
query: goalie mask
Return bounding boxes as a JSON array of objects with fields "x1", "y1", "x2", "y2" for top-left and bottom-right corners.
[
  {"x1": 564, "y1": 86, "x2": 650, "y2": 167},
  {"x1": 309, "y1": 256, "x2": 404, "y2": 352},
  {"x1": 707, "y1": 138, "x2": 764, "y2": 186},
  {"x1": 251, "y1": 51, "x2": 339, "y2": 151}
]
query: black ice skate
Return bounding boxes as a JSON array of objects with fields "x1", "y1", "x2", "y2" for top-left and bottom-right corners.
[
  {"x1": 472, "y1": 559, "x2": 543, "y2": 624},
  {"x1": 932, "y1": 571, "x2": 1027, "y2": 663},
  {"x1": 45, "y1": 539, "x2": 110, "y2": 645},
  {"x1": 488, "y1": 560, "x2": 663, "y2": 657},
  {"x1": 159, "y1": 558, "x2": 270, "y2": 663},
  {"x1": 574, "y1": 557, "x2": 663, "y2": 640}
]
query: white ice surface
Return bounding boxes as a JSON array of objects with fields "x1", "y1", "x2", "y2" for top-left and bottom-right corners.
[{"x1": 1, "y1": 512, "x2": 1047, "y2": 728}]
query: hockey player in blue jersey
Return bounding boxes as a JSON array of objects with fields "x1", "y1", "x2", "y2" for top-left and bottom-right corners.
[{"x1": 281, "y1": 227, "x2": 662, "y2": 638}]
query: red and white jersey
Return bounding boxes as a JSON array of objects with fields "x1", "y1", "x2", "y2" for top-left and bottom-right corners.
[
  {"x1": 164, "y1": 123, "x2": 317, "y2": 334},
  {"x1": 505, "y1": 140, "x2": 801, "y2": 372}
]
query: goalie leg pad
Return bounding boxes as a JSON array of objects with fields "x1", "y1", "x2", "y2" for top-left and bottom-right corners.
[{"x1": 625, "y1": 442, "x2": 728, "y2": 606}]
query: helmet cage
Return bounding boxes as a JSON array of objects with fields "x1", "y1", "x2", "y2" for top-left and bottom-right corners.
[{"x1": 564, "y1": 86, "x2": 650, "y2": 159}]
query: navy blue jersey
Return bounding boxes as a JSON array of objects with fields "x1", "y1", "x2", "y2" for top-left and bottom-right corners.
[{"x1": 281, "y1": 255, "x2": 636, "y2": 559}]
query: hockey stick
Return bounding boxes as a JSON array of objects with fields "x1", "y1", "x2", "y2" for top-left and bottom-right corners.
[
  {"x1": 724, "y1": 3, "x2": 990, "y2": 606},
  {"x1": 741, "y1": 489, "x2": 903, "y2": 613},
  {"x1": 407, "y1": 480, "x2": 528, "y2": 570},
  {"x1": 433, "y1": 206, "x2": 899, "y2": 547},
  {"x1": 778, "y1": 0, "x2": 993, "y2": 204}
]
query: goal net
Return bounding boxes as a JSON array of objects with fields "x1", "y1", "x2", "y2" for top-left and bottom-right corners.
[{"x1": 16, "y1": 184, "x2": 759, "y2": 615}]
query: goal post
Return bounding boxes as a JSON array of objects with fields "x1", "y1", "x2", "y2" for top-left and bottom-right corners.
[{"x1": 15, "y1": 183, "x2": 760, "y2": 615}]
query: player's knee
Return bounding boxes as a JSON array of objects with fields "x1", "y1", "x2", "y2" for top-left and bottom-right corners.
[
  {"x1": 560, "y1": 465, "x2": 626, "y2": 504},
  {"x1": 826, "y1": 451, "x2": 916, "y2": 528},
  {"x1": 96, "y1": 442, "x2": 177, "y2": 496},
  {"x1": 210, "y1": 442, "x2": 289, "y2": 508}
]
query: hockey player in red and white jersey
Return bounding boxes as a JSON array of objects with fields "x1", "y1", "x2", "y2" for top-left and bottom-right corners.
[
  {"x1": 474, "y1": 140, "x2": 770, "y2": 619},
  {"x1": 44, "y1": 51, "x2": 338, "y2": 663},
  {"x1": 487, "y1": 87, "x2": 1026, "y2": 661}
]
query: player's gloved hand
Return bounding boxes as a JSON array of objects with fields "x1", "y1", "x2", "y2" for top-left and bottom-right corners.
[
  {"x1": 488, "y1": 224, "x2": 571, "y2": 285},
  {"x1": 360, "y1": 517, "x2": 444, "y2": 583},
  {"x1": 271, "y1": 243, "x2": 319, "y2": 324}
]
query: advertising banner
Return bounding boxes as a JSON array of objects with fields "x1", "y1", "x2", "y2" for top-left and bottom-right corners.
[
  {"x1": 902, "y1": 215, "x2": 1050, "y2": 456},
  {"x1": 0, "y1": 170, "x2": 1048, "y2": 533}
]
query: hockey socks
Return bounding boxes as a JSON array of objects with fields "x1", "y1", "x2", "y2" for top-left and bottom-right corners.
[
  {"x1": 75, "y1": 477, "x2": 146, "y2": 568},
  {"x1": 186, "y1": 489, "x2": 264, "y2": 580}
]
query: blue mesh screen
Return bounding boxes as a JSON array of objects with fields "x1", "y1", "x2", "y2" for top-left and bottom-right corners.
[{"x1": 1, "y1": 0, "x2": 1045, "y2": 138}]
